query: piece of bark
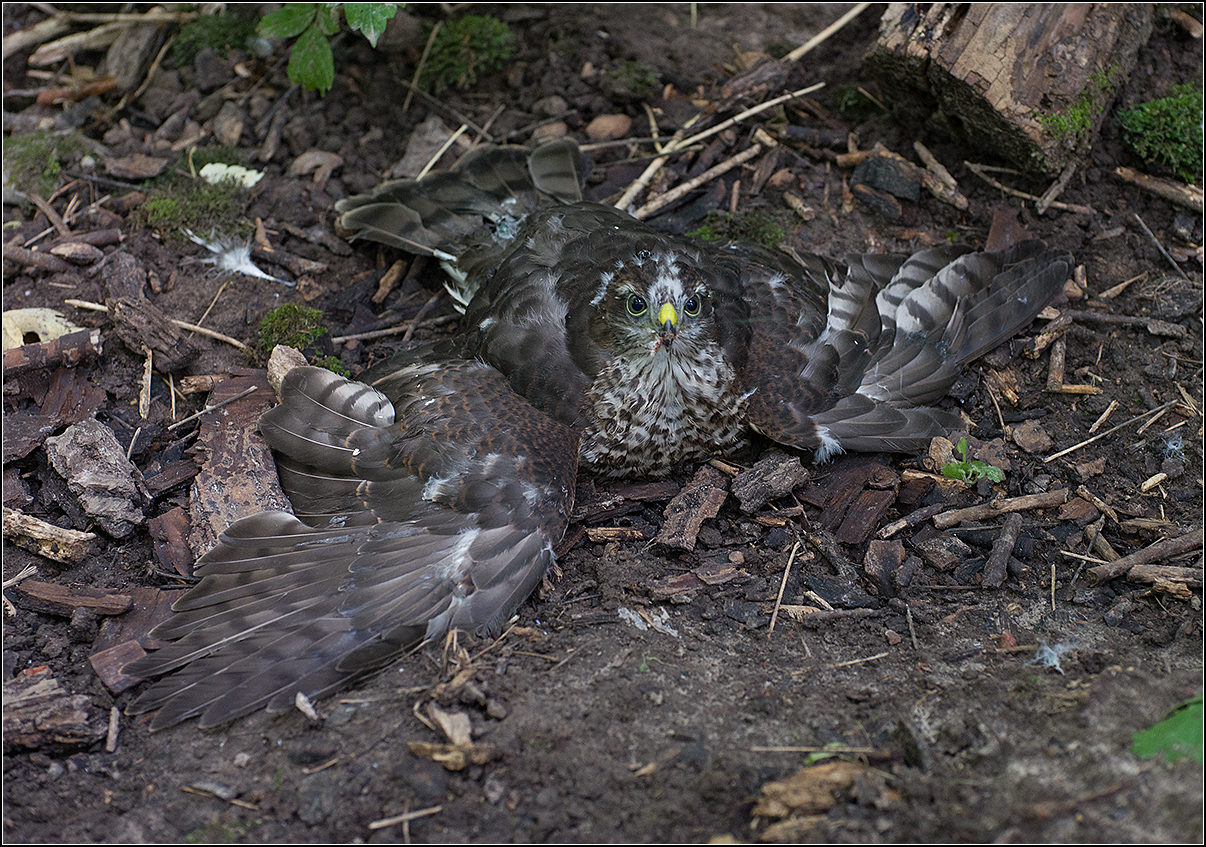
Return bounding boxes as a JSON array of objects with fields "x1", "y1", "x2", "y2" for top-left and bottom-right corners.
[
  {"x1": 40, "y1": 365, "x2": 107, "y2": 424},
  {"x1": 863, "y1": 539, "x2": 906, "y2": 597},
  {"x1": 865, "y1": 3, "x2": 1154, "y2": 176},
  {"x1": 3, "y1": 669, "x2": 108, "y2": 751},
  {"x1": 105, "y1": 296, "x2": 199, "y2": 373},
  {"x1": 572, "y1": 478, "x2": 680, "y2": 524},
  {"x1": 2, "y1": 507, "x2": 97, "y2": 564},
  {"x1": 92, "y1": 586, "x2": 184, "y2": 656},
  {"x1": 731, "y1": 450, "x2": 810, "y2": 514},
  {"x1": 1, "y1": 412, "x2": 60, "y2": 461},
  {"x1": 50, "y1": 242, "x2": 104, "y2": 265},
  {"x1": 837, "y1": 489, "x2": 897, "y2": 545},
  {"x1": 1126, "y1": 564, "x2": 1202, "y2": 589},
  {"x1": 4, "y1": 467, "x2": 34, "y2": 510},
  {"x1": 654, "y1": 464, "x2": 729, "y2": 551},
  {"x1": 13, "y1": 579, "x2": 132, "y2": 616},
  {"x1": 96, "y1": 251, "x2": 148, "y2": 301},
  {"x1": 89, "y1": 639, "x2": 149, "y2": 695},
  {"x1": 802, "y1": 455, "x2": 895, "y2": 531},
  {"x1": 188, "y1": 370, "x2": 291, "y2": 557},
  {"x1": 143, "y1": 458, "x2": 201, "y2": 499},
  {"x1": 45, "y1": 419, "x2": 146, "y2": 538},
  {"x1": 147, "y1": 505, "x2": 194, "y2": 576},
  {"x1": 2, "y1": 328, "x2": 103, "y2": 377},
  {"x1": 648, "y1": 572, "x2": 707, "y2": 601}
]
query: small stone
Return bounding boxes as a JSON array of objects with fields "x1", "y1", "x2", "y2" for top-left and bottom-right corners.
[
  {"x1": 532, "y1": 121, "x2": 568, "y2": 140},
  {"x1": 914, "y1": 534, "x2": 973, "y2": 570},
  {"x1": 532, "y1": 95, "x2": 568, "y2": 117},
  {"x1": 1010, "y1": 419, "x2": 1053, "y2": 453},
  {"x1": 585, "y1": 114, "x2": 632, "y2": 141}
]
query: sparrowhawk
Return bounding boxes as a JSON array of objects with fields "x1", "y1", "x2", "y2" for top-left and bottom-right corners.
[{"x1": 125, "y1": 138, "x2": 1071, "y2": 729}]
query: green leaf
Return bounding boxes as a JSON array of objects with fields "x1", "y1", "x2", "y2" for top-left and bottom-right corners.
[
  {"x1": 316, "y1": 3, "x2": 342, "y2": 37},
  {"x1": 345, "y1": 3, "x2": 398, "y2": 47},
  {"x1": 258, "y1": 3, "x2": 317, "y2": 39},
  {"x1": 287, "y1": 23, "x2": 335, "y2": 94},
  {"x1": 1132, "y1": 696, "x2": 1203, "y2": 764}
]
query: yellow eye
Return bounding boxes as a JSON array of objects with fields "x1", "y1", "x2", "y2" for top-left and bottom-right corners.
[
  {"x1": 683, "y1": 294, "x2": 702, "y2": 317},
  {"x1": 626, "y1": 293, "x2": 648, "y2": 317}
]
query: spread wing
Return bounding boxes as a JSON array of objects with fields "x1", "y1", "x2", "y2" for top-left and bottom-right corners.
[
  {"x1": 734, "y1": 241, "x2": 1071, "y2": 458},
  {"x1": 126, "y1": 364, "x2": 578, "y2": 730}
]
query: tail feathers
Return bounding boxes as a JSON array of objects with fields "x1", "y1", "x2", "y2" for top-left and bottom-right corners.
[{"x1": 334, "y1": 137, "x2": 584, "y2": 261}]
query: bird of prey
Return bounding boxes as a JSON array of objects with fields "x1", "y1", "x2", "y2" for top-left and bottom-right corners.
[{"x1": 125, "y1": 137, "x2": 1071, "y2": 730}]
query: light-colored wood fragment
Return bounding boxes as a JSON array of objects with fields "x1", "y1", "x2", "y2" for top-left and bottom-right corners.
[{"x1": 2, "y1": 507, "x2": 96, "y2": 564}]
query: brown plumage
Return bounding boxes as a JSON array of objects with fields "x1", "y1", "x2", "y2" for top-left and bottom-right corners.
[{"x1": 125, "y1": 138, "x2": 1071, "y2": 730}]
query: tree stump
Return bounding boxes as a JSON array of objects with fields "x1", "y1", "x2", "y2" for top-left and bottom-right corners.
[{"x1": 864, "y1": 3, "x2": 1154, "y2": 176}]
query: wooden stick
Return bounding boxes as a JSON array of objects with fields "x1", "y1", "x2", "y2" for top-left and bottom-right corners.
[
  {"x1": 3, "y1": 241, "x2": 73, "y2": 273},
  {"x1": 1088, "y1": 400, "x2": 1119, "y2": 434},
  {"x1": 633, "y1": 144, "x2": 762, "y2": 219},
  {"x1": 165, "y1": 385, "x2": 258, "y2": 431},
  {"x1": 877, "y1": 503, "x2": 945, "y2": 539},
  {"x1": 965, "y1": 162, "x2": 1094, "y2": 214},
  {"x1": 767, "y1": 541, "x2": 801, "y2": 635},
  {"x1": 785, "y1": 3, "x2": 872, "y2": 62},
  {"x1": 933, "y1": 490, "x2": 1068, "y2": 530},
  {"x1": 2, "y1": 328, "x2": 103, "y2": 376},
  {"x1": 1088, "y1": 527, "x2": 1203, "y2": 583},
  {"x1": 64, "y1": 298, "x2": 251, "y2": 353},
  {"x1": 1133, "y1": 212, "x2": 1189, "y2": 279},
  {"x1": 983, "y1": 512, "x2": 1023, "y2": 588},
  {"x1": 2, "y1": 507, "x2": 96, "y2": 564},
  {"x1": 1114, "y1": 166, "x2": 1203, "y2": 212},
  {"x1": 1043, "y1": 400, "x2": 1181, "y2": 463},
  {"x1": 402, "y1": 20, "x2": 441, "y2": 114},
  {"x1": 613, "y1": 83, "x2": 824, "y2": 211}
]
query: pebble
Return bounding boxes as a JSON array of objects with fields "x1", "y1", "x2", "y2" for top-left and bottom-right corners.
[
  {"x1": 1010, "y1": 419, "x2": 1052, "y2": 453},
  {"x1": 585, "y1": 113, "x2": 632, "y2": 141}
]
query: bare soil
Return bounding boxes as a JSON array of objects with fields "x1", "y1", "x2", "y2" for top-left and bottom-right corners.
[{"x1": 3, "y1": 4, "x2": 1202, "y2": 843}]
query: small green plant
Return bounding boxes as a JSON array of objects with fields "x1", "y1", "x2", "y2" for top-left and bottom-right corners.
[
  {"x1": 311, "y1": 353, "x2": 349, "y2": 376},
  {"x1": 1132, "y1": 695, "x2": 1203, "y2": 764},
  {"x1": 1040, "y1": 65, "x2": 1123, "y2": 150},
  {"x1": 4, "y1": 130, "x2": 89, "y2": 198},
  {"x1": 607, "y1": 60, "x2": 660, "y2": 100},
  {"x1": 831, "y1": 83, "x2": 881, "y2": 120},
  {"x1": 173, "y1": 12, "x2": 260, "y2": 66},
  {"x1": 257, "y1": 304, "x2": 329, "y2": 361},
  {"x1": 258, "y1": 3, "x2": 400, "y2": 95},
  {"x1": 1117, "y1": 83, "x2": 1203, "y2": 184},
  {"x1": 688, "y1": 210, "x2": 785, "y2": 249},
  {"x1": 941, "y1": 437, "x2": 1005, "y2": 483},
  {"x1": 418, "y1": 15, "x2": 515, "y2": 93},
  {"x1": 137, "y1": 180, "x2": 247, "y2": 244}
]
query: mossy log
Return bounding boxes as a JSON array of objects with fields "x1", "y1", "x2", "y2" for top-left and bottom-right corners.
[{"x1": 864, "y1": 3, "x2": 1154, "y2": 176}]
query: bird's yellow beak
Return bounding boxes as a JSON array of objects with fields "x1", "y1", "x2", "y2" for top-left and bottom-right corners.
[{"x1": 658, "y1": 302, "x2": 678, "y2": 329}]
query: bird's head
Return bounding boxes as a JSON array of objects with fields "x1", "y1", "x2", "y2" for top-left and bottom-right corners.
[{"x1": 590, "y1": 248, "x2": 717, "y2": 359}]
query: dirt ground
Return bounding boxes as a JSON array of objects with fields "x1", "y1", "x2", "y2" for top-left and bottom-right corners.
[{"x1": 3, "y1": 3, "x2": 1203, "y2": 843}]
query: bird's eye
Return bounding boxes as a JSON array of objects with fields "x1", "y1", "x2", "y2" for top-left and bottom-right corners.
[
  {"x1": 683, "y1": 294, "x2": 702, "y2": 317},
  {"x1": 626, "y1": 294, "x2": 648, "y2": 316}
]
